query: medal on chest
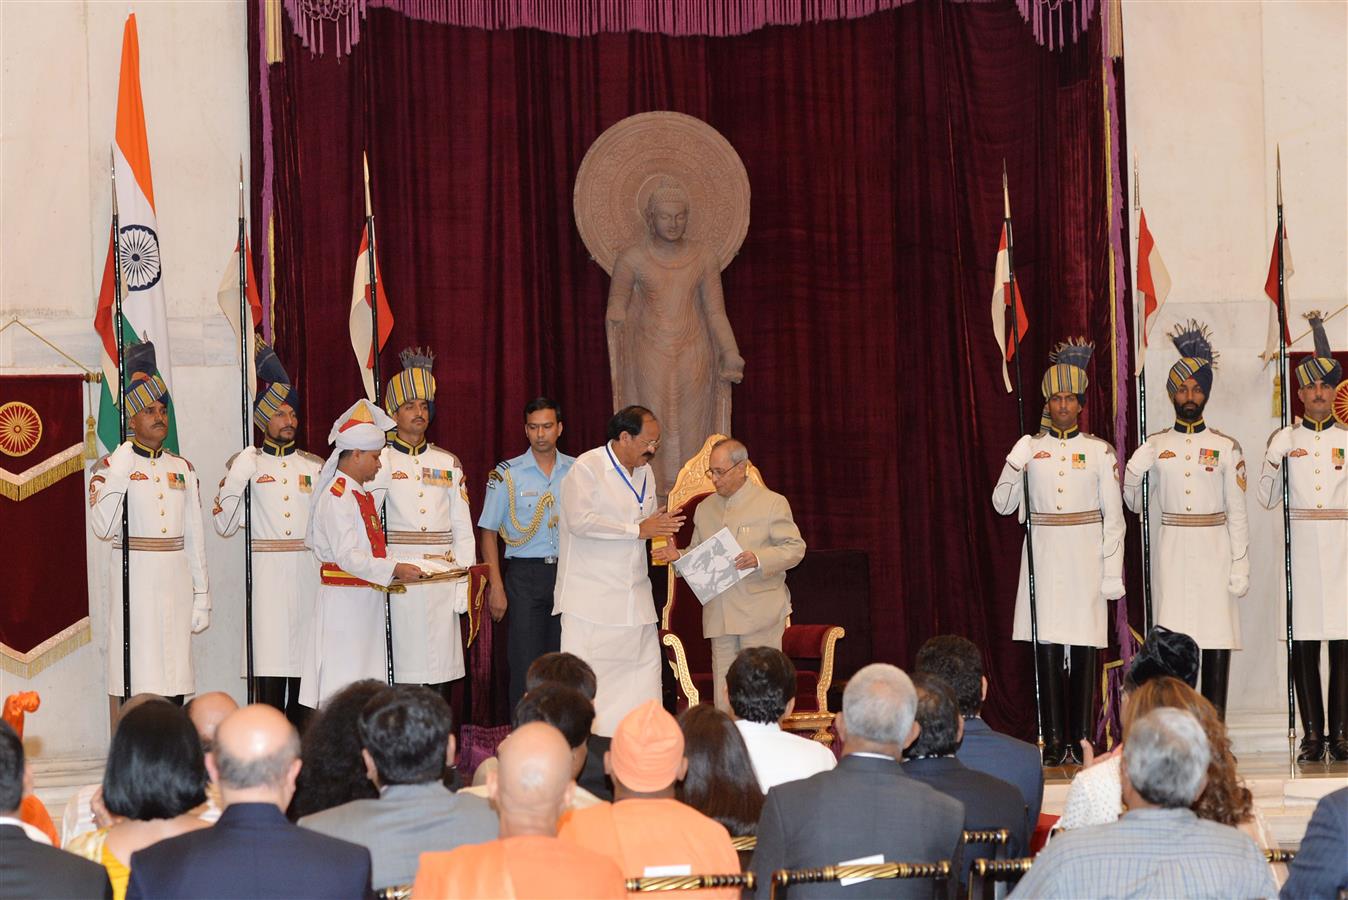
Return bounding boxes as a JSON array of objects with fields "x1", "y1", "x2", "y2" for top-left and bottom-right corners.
[{"x1": 423, "y1": 466, "x2": 453, "y2": 487}]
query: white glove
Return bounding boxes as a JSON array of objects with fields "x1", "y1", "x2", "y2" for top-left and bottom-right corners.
[
  {"x1": 1264, "y1": 428, "x2": 1294, "y2": 464},
  {"x1": 1100, "y1": 576, "x2": 1126, "y2": 601},
  {"x1": 107, "y1": 441, "x2": 137, "y2": 476},
  {"x1": 1006, "y1": 435, "x2": 1035, "y2": 470},
  {"x1": 191, "y1": 595, "x2": 211, "y2": 634},
  {"x1": 228, "y1": 448, "x2": 260, "y2": 485},
  {"x1": 1228, "y1": 573, "x2": 1249, "y2": 597},
  {"x1": 1127, "y1": 442, "x2": 1157, "y2": 477}
]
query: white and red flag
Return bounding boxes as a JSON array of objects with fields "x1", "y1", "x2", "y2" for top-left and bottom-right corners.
[
  {"x1": 1260, "y1": 218, "x2": 1294, "y2": 363},
  {"x1": 216, "y1": 238, "x2": 265, "y2": 400},
  {"x1": 1134, "y1": 210, "x2": 1171, "y2": 374},
  {"x1": 349, "y1": 223, "x2": 394, "y2": 401},
  {"x1": 990, "y1": 181, "x2": 1030, "y2": 393}
]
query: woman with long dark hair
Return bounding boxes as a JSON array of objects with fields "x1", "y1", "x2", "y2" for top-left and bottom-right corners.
[
  {"x1": 676, "y1": 704, "x2": 764, "y2": 837},
  {"x1": 285, "y1": 680, "x2": 384, "y2": 820}
]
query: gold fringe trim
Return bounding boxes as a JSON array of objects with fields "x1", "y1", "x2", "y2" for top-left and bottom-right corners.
[
  {"x1": 265, "y1": 0, "x2": 285, "y2": 63},
  {"x1": 0, "y1": 618, "x2": 91, "y2": 679},
  {"x1": 0, "y1": 443, "x2": 84, "y2": 501}
]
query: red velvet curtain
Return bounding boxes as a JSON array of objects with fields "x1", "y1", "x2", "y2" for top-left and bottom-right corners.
[{"x1": 250, "y1": 0, "x2": 1114, "y2": 739}]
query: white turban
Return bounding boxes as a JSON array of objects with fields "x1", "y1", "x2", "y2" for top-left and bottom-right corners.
[{"x1": 307, "y1": 399, "x2": 396, "y2": 546}]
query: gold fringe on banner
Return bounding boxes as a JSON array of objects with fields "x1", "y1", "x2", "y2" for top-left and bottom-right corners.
[
  {"x1": 0, "y1": 618, "x2": 91, "y2": 679},
  {"x1": 266, "y1": 0, "x2": 285, "y2": 63},
  {"x1": 1105, "y1": 0, "x2": 1123, "y2": 59},
  {"x1": 0, "y1": 444, "x2": 84, "y2": 502}
]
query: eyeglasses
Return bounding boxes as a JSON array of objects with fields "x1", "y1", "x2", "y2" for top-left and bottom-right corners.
[{"x1": 706, "y1": 460, "x2": 745, "y2": 479}]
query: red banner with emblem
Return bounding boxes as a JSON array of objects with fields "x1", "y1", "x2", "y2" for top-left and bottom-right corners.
[{"x1": 0, "y1": 375, "x2": 91, "y2": 677}]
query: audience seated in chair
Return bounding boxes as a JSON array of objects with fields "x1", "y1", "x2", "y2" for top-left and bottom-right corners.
[
  {"x1": 465, "y1": 683, "x2": 604, "y2": 822},
  {"x1": 727, "y1": 647, "x2": 836, "y2": 792},
  {"x1": 559, "y1": 700, "x2": 741, "y2": 898},
  {"x1": 126, "y1": 705, "x2": 372, "y2": 899},
  {"x1": 1280, "y1": 786, "x2": 1348, "y2": 900},
  {"x1": 0, "y1": 720, "x2": 112, "y2": 899},
  {"x1": 299, "y1": 685, "x2": 497, "y2": 890},
  {"x1": 286, "y1": 679, "x2": 384, "y2": 821},
  {"x1": 1010, "y1": 707, "x2": 1276, "y2": 899},
  {"x1": 676, "y1": 704, "x2": 764, "y2": 839},
  {"x1": 66, "y1": 700, "x2": 211, "y2": 900},
  {"x1": 751, "y1": 663, "x2": 964, "y2": 900},
  {"x1": 915, "y1": 635, "x2": 1044, "y2": 831},
  {"x1": 412, "y1": 722, "x2": 626, "y2": 899},
  {"x1": 902, "y1": 673, "x2": 1027, "y2": 884},
  {"x1": 523, "y1": 651, "x2": 612, "y2": 801}
]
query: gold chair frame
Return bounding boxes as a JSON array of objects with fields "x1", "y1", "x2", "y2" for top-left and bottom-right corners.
[
  {"x1": 626, "y1": 872, "x2": 756, "y2": 892},
  {"x1": 771, "y1": 861, "x2": 950, "y2": 900}
]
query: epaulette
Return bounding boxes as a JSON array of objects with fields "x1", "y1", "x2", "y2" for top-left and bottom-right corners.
[
  {"x1": 331, "y1": 476, "x2": 347, "y2": 497},
  {"x1": 166, "y1": 449, "x2": 194, "y2": 472},
  {"x1": 91, "y1": 455, "x2": 110, "y2": 473},
  {"x1": 429, "y1": 444, "x2": 462, "y2": 469},
  {"x1": 225, "y1": 451, "x2": 240, "y2": 470},
  {"x1": 296, "y1": 449, "x2": 324, "y2": 465},
  {"x1": 1147, "y1": 428, "x2": 1173, "y2": 440},
  {"x1": 1208, "y1": 428, "x2": 1242, "y2": 453},
  {"x1": 1080, "y1": 433, "x2": 1116, "y2": 455},
  {"x1": 1265, "y1": 427, "x2": 1290, "y2": 450}
]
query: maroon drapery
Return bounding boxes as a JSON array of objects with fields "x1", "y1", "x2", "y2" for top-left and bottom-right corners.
[{"x1": 250, "y1": 0, "x2": 1117, "y2": 739}]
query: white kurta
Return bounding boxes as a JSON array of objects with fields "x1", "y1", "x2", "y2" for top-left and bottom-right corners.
[
  {"x1": 1257, "y1": 421, "x2": 1348, "y2": 640},
  {"x1": 993, "y1": 430, "x2": 1125, "y2": 647},
  {"x1": 370, "y1": 442, "x2": 472, "y2": 684},
  {"x1": 298, "y1": 474, "x2": 397, "y2": 707},
  {"x1": 89, "y1": 442, "x2": 210, "y2": 697},
  {"x1": 1125, "y1": 425, "x2": 1250, "y2": 649},
  {"x1": 213, "y1": 445, "x2": 323, "y2": 677},
  {"x1": 554, "y1": 444, "x2": 660, "y2": 735}
]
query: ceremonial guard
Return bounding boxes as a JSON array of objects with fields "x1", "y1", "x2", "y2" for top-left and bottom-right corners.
[
  {"x1": 213, "y1": 343, "x2": 322, "y2": 722},
  {"x1": 992, "y1": 340, "x2": 1125, "y2": 764},
  {"x1": 299, "y1": 399, "x2": 427, "y2": 708},
  {"x1": 372, "y1": 348, "x2": 475, "y2": 695},
  {"x1": 89, "y1": 339, "x2": 210, "y2": 701},
  {"x1": 1125, "y1": 321, "x2": 1249, "y2": 718},
  {"x1": 1258, "y1": 313, "x2": 1348, "y2": 761},
  {"x1": 478, "y1": 397, "x2": 576, "y2": 709}
]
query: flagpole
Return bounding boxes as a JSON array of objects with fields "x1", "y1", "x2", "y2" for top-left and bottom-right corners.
[
  {"x1": 1132, "y1": 158, "x2": 1154, "y2": 634},
  {"x1": 111, "y1": 147, "x2": 132, "y2": 703},
  {"x1": 238, "y1": 159, "x2": 257, "y2": 704},
  {"x1": 1004, "y1": 162, "x2": 1045, "y2": 754},
  {"x1": 363, "y1": 151, "x2": 395, "y2": 687},
  {"x1": 1275, "y1": 147, "x2": 1295, "y2": 765}
]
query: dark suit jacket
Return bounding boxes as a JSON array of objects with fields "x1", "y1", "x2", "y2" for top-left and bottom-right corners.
[
  {"x1": 0, "y1": 824, "x2": 112, "y2": 900},
  {"x1": 752, "y1": 754, "x2": 964, "y2": 899},
  {"x1": 956, "y1": 717, "x2": 1043, "y2": 829},
  {"x1": 125, "y1": 803, "x2": 372, "y2": 899},
  {"x1": 579, "y1": 733, "x2": 613, "y2": 801},
  {"x1": 901, "y1": 756, "x2": 1028, "y2": 868},
  {"x1": 1281, "y1": 786, "x2": 1348, "y2": 900}
]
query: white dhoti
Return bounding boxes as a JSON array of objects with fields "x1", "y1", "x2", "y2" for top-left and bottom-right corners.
[{"x1": 560, "y1": 614, "x2": 661, "y2": 736}]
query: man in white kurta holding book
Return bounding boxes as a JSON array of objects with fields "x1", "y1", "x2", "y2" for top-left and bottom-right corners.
[{"x1": 554, "y1": 406, "x2": 685, "y2": 735}]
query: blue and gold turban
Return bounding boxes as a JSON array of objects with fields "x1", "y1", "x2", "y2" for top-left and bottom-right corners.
[
  {"x1": 1294, "y1": 312, "x2": 1342, "y2": 388},
  {"x1": 1039, "y1": 338, "x2": 1093, "y2": 432},
  {"x1": 1166, "y1": 320, "x2": 1217, "y2": 398},
  {"x1": 253, "y1": 337, "x2": 298, "y2": 431},
  {"x1": 123, "y1": 339, "x2": 168, "y2": 414},
  {"x1": 384, "y1": 347, "x2": 437, "y2": 419}
]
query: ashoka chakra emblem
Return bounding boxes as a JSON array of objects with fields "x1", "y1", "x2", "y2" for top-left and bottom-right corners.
[
  {"x1": 119, "y1": 224, "x2": 162, "y2": 291},
  {"x1": 0, "y1": 401, "x2": 42, "y2": 457}
]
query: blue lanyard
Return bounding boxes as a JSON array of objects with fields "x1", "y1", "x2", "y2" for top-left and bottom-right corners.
[{"x1": 605, "y1": 444, "x2": 647, "y2": 506}]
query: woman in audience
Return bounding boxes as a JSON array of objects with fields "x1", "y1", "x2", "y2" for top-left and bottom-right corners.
[
  {"x1": 676, "y1": 704, "x2": 764, "y2": 838},
  {"x1": 66, "y1": 700, "x2": 210, "y2": 900},
  {"x1": 286, "y1": 679, "x2": 384, "y2": 820}
]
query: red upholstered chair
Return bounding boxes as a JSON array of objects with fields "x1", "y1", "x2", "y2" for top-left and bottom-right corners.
[{"x1": 659, "y1": 435, "x2": 844, "y2": 742}]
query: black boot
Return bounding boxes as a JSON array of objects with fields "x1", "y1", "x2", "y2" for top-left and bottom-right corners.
[
  {"x1": 1328, "y1": 641, "x2": 1348, "y2": 762},
  {"x1": 1036, "y1": 643, "x2": 1069, "y2": 766},
  {"x1": 1067, "y1": 646, "x2": 1099, "y2": 765},
  {"x1": 1292, "y1": 641, "x2": 1327, "y2": 763},
  {"x1": 1200, "y1": 649, "x2": 1231, "y2": 721}
]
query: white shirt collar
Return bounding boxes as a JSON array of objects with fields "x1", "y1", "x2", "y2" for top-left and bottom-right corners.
[{"x1": 849, "y1": 751, "x2": 897, "y2": 761}]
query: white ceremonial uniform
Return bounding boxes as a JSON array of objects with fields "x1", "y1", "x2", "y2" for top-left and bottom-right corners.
[
  {"x1": 554, "y1": 443, "x2": 660, "y2": 736},
  {"x1": 371, "y1": 439, "x2": 473, "y2": 684},
  {"x1": 993, "y1": 429, "x2": 1125, "y2": 647},
  {"x1": 1124, "y1": 425, "x2": 1250, "y2": 648},
  {"x1": 1258, "y1": 420, "x2": 1348, "y2": 640},
  {"x1": 213, "y1": 443, "x2": 324, "y2": 677},
  {"x1": 298, "y1": 474, "x2": 397, "y2": 707},
  {"x1": 89, "y1": 440, "x2": 210, "y2": 696}
]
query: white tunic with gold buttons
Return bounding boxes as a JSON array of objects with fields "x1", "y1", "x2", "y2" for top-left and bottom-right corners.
[
  {"x1": 1124, "y1": 425, "x2": 1250, "y2": 649},
  {"x1": 371, "y1": 441, "x2": 473, "y2": 684},
  {"x1": 89, "y1": 441, "x2": 211, "y2": 696},
  {"x1": 1257, "y1": 421, "x2": 1348, "y2": 640},
  {"x1": 213, "y1": 444, "x2": 323, "y2": 676},
  {"x1": 993, "y1": 430, "x2": 1125, "y2": 647}
]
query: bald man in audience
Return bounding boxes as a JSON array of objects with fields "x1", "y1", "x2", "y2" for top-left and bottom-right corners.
[
  {"x1": 185, "y1": 692, "x2": 238, "y2": 754},
  {"x1": 559, "y1": 700, "x2": 741, "y2": 897},
  {"x1": 126, "y1": 705, "x2": 372, "y2": 899},
  {"x1": 412, "y1": 722, "x2": 626, "y2": 899}
]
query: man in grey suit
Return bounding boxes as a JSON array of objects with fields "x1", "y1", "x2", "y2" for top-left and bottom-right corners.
[
  {"x1": 299, "y1": 686, "x2": 498, "y2": 890},
  {"x1": 657, "y1": 438, "x2": 807, "y2": 710},
  {"x1": 752, "y1": 664, "x2": 965, "y2": 899}
]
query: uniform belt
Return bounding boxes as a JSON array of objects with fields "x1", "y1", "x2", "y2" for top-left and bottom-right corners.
[
  {"x1": 112, "y1": 536, "x2": 184, "y2": 551},
  {"x1": 511, "y1": 556, "x2": 559, "y2": 565},
  {"x1": 319, "y1": 563, "x2": 405, "y2": 593},
  {"x1": 1029, "y1": 510, "x2": 1103, "y2": 526},
  {"x1": 252, "y1": 538, "x2": 308, "y2": 552},
  {"x1": 387, "y1": 530, "x2": 453, "y2": 544},
  {"x1": 1289, "y1": 508, "x2": 1348, "y2": 521},
  {"x1": 1161, "y1": 512, "x2": 1227, "y2": 527}
]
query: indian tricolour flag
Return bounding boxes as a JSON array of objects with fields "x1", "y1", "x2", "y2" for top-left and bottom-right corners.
[{"x1": 93, "y1": 13, "x2": 177, "y2": 453}]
